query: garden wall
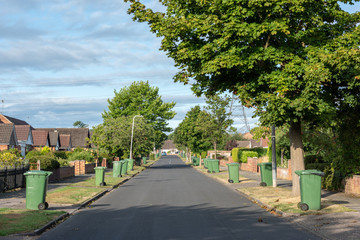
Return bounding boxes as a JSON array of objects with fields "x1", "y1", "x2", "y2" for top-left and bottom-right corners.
[
  {"x1": 49, "y1": 166, "x2": 75, "y2": 182},
  {"x1": 345, "y1": 175, "x2": 360, "y2": 197}
]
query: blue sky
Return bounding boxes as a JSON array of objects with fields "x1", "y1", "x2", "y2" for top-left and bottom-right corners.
[{"x1": 0, "y1": 1, "x2": 359, "y2": 132}]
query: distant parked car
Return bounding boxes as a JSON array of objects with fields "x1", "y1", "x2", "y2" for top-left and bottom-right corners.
[{"x1": 161, "y1": 152, "x2": 167, "y2": 156}]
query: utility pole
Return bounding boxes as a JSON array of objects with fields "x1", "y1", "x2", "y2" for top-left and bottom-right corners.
[
  {"x1": 272, "y1": 125, "x2": 277, "y2": 187},
  {"x1": 229, "y1": 94, "x2": 250, "y2": 133}
]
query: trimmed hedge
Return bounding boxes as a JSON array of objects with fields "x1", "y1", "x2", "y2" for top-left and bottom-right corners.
[
  {"x1": 68, "y1": 151, "x2": 95, "y2": 162},
  {"x1": 232, "y1": 148, "x2": 240, "y2": 162},
  {"x1": 241, "y1": 151, "x2": 258, "y2": 163},
  {"x1": 28, "y1": 154, "x2": 60, "y2": 171}
]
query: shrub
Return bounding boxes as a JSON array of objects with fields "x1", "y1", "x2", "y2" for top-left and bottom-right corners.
[
  {"x1": 28, "y1": 154, "x2": 60, "y2": 171},
  {"x1": 58, "y1": 159, "x2": 70, "y2": 167},
  {"x1": 241, "y1": 151, "x2": 258, "y2": 163},
  {"x1": 54, "y1": 151, "x2": 68, "y2": 159},
  {"x1": 40, "y1": 146, "x2": 51, "y2": 154},
  {"x1": 231, "y1": 148, "x2": 240, "y2": 162},
  {"x1": 150, "y1": 153, "x2": 155, "y2": 160},
  {"x1": 201, "y1": 151, "x2": 207, "y2": 158},
  {"x1": 26, "y1": 150, "x2": 43, "y2": 159},
  {"x1": 0, "y1": 152, "x2": 24, "y2": 168},
  {"x1": 306, "y1": 163, "x2": 330, "y2": 172},
  {"x1": 305, "y1": 155, "x2": 325, "y2": 164},
  {"x1": 68, "y1": 151, "x2": 94, "y2": 162}
]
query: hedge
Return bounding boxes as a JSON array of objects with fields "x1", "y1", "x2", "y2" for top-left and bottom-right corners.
[
  {"x1": 232, "y1": 148, "x2": 240, "y2": 162},
  {"x1": 241, "y1": 151, "x2": 258, "y2": 163},
  {"x1": 28, "y1": 154, "x2": 60, "y2": 171}
]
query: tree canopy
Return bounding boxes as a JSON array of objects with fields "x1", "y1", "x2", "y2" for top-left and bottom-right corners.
[
  {"x1": 103, "y1": 80, "x2": 176, "y2": 148},
  {"x1": 125, "y1": 0, "x2": 360, "y2": 195}
]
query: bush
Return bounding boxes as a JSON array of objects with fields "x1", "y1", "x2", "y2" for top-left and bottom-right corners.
[
  {"x1": 306, "y1": 162, "x2": 330, "y2": 172},
  {"x1": 304, "y1": 155, "x2": 325, "y2": 164},
  {"x1": 232, "y1": 148, "x2": 240, "y2": 162},
  {"x1": 25, "y1": 150, "x2": 43, "y2": 159},
  {"x1": 28, "y1": 154, "x2": 60, "y2": 171},
  {"x1": 201, "y1": 151, "x2": 207, "y2": 158},
  {"x1": 241, "y1": 151, "x2": 258, "y2": 163},
  {"x1": 58, "y1": 159, "x2": 70, "y2": 167},
  {"x1": 150, "y1": 153, "x2": 155, "y2": 160},
  {"x1": 0, "y1": 152, "x2": 24, "y2": 168},
  {"x1": 68, "y1": 151, "x2": 95, "y2": 162},
  {"x1": 54, "y1": 151, "x2": 68, "y2": 159}
]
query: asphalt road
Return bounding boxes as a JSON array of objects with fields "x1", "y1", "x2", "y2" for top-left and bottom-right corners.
[{"x1": 39, "y1": 155, "x2": 319, "y2": 240}]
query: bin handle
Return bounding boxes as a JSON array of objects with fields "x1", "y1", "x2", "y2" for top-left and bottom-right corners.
[{"x1": 311, "y1": 172, "x2": 325, "y2": 177}]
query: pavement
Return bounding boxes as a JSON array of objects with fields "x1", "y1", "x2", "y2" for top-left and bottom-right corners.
[{"x1": 0, "y1": 156, "x2": 360, "y2": 239}]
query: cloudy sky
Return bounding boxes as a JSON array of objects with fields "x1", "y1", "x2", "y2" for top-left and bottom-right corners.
[{"x1": 0, "y1": 1, "x2": 359, "y2": 132}]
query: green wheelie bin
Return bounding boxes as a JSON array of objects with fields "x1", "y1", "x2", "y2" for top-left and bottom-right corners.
[
  {"x1": 120, "y1": 160, "x2": 128, "y2": 176},
  {"x1": 142, "y1": 157, "x2": 147, "y2": 164},
  {"x1": 112, "y1": 161, "x2": 122, "y2": 178},
  {"x1": 192, "y1": 157, "x2": 200, "y2": 166},
  {"x1": 208, "y1": 159, "x2": 219, "y2": 173},
  {"x1": 203, "y1": 158, "x2": 209, "y2": 169},
  {"x1": 24, "y1": 170, "x2": 53, "y2": 210},
  {"x1": 227, "y1": 163, "x2": 240, "y2": 183},
  {"x1": 94, "y1": 166, "x2": 107, "y2": 186},
  {"x1": 257, "y1": 162, "x2": 273, "y2": 186},
  {"x1": 295, "y1": 170, "x2": 325, "y2": 211},
  {"x1": 127, "y1": 159, "x2": 134, "y2": 172},
  {"x1": 207, "y1": 159, "x2": 214, "y2": 173}
]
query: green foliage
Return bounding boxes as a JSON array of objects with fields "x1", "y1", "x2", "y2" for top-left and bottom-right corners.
[
  {"x1": 102, "y1": 81, "x2": 176, "y2": 149},
  {"x1": 28, "y1": 154, "x2": 60, "y2": 171},
  {"x1": 1, "y1": 148, "x2": 21, "y2": 157},
  {"x1": 0, "y1": 152, "x2": 25, "y2": 168},
  {"x1": 25, "y1": 150, "x2": 43, "y2": 159},
  {"x1": 150, "y1": 153, "x2": 155, "y2": 160},
  {"x1": 91, "y1": 116, "x2": 154, "y2": 159},
  {"x1": 68, "y1": 151, "x2": 95, "y2": 162},
  {"x1": 241, "y1": 151, "x2": 259, "y2": 163},
  {"x1": 40, "y1": 146, "x2": 51, "y2": 154},
  {"x1": 201, "y1": 151, "x2": 207, "y2": 159},
  {"x1": 53, "y1": 151, "x2": 68, "y2": 160},
  {"x1": 231, "y1": 148, "x2": 240, "y2": 163},
  {"x1": 58, "y1": 159, "x2": 70, "y2": 167},
  {"x1": 73, "y1": 121, "x2": 88, "y2": 128}
]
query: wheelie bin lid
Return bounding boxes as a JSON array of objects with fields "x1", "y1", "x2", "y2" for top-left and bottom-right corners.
[
  {"x1": 94, "y1": 166, "x2": 107, "y2": 170},
  {"x1": 295, "y1": 169, "x2": 324, "y2": 176},
  {"x1": 24, "y1": 170, "x2": 53, "y2": 176},
  {"x1": 257, "y1": 162, "x2": 272, "y2": 166},
  {"x1": 226, "y1": 163, "x2": 240, "y2": 166}
]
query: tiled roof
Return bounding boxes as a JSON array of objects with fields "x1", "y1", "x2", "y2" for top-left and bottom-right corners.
[
  {"x1": 236, "y1": 141, "x2": 251, "y2": 148},
  {"x1": 0, "y1": 114, "x2": 29, "y2": 125},
  {"x1": 15, "y1": 125, "x2": 31, "y2": 141},
  {"x1": 38, "y1": 128, "x2": 90, "y2": 148},
  {"x1": 32, "y1": 130, "x2": 49, "y2": 146},
  {"x1": 48, "y1": 131, "x2": 59, "y2": 147},
  {"x1": 0, "y1": 124, "x2": 15, "y2": 144},
  {"x1": 59, "y1": 134, "x2": 71, "y2": 149}
]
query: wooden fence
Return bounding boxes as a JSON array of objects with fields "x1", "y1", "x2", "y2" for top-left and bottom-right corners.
[{"x1": 0, "y1": 165, "x2": 29, "y2": 192}]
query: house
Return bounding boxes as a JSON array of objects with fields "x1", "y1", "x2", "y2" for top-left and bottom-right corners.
[
  {"x1": 0, "y1": 124, "x2": 17, "y2": 151},
  {"x1": 48, "y1": 130, "x2": 60, "y2": 151},
  {"x1": 32, "y1": 130, "x2": 50, "y2": 150},
  {"x1": 14, "y1": 125, "x2": 34, "y2": 157},
  {"x1": 59, "y1": 134, "x2": 72, "y2": 151},
  {"x1": 38, "y1": 128, "x2": 90, "y2": 149},
  {"x1": 161, "y1": 140, "x2": 178, "y2": 154},
  {"x1": 0, "y1": 114, "x2": 29, "y2": 125}
]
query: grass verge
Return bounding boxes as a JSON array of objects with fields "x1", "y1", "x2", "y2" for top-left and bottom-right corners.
[
  {"x1": 237, "y1": 186, "x2": 355, "y2": 215},
  {"x1": 0, "y1": 208, "x2": 65, "y2": 236},
  {"x1": 47, "y1": 187, "x2": 104, "y2": 204}
]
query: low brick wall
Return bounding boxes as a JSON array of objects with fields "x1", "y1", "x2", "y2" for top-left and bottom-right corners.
[
  {"x1": 240, "y1": 157, "x2": 259, "y2": 173},
  {"x1": 219, "y1": 156, "x2": 234, "y2": 166},
  {"x1": 49, "y1": 166, "x2": 75, "y2": 182},
  {"x1": 345, "y1": 175, "x2": 360, "y2": 197},
  {"x1": 85, "y1": 163, "x2": 95, "y2": 174}
]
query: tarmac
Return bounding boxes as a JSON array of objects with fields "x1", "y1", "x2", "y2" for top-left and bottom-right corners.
[{"x1": 1, "y1": 161, "x2": 360, "y2": 240}]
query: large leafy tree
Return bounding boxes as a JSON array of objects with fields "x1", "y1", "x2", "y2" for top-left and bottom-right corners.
[
  {"x1": 91, "y1": 116, "x2": 154, "y2": 158},
  {"x1": 173, "y1": 106, "x2": 212, "y2": 159},
  {"x1": 103, "y1": 81, "x2": 176, "y2": 149},
  {"x1": 125, "y1": 0, "x2": 360, "y2": 195},
  {"x1": 201, "y1": 94, "x2": 233, "y2": 156}
]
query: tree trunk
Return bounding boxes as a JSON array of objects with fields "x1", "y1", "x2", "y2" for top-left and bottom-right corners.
[
  {"x1": 289, "y1": 121, "x2": 305, "y2": 197},
  {"x1": 214, "y1": 141, "x2": 217, "y2": 159}
]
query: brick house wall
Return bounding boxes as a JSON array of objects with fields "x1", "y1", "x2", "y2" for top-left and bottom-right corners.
[{"x1": 345, "y1": 175, "x2": 360, "y2": 197}]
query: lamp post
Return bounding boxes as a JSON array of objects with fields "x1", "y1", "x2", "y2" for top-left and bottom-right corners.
[{"x1": 130, "y1": 115, "x2": 143, "y2": 159}]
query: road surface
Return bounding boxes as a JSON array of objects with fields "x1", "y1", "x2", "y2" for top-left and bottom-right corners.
[{"x1": 39, "y1": 155, "x2": 319, "y2": 240}]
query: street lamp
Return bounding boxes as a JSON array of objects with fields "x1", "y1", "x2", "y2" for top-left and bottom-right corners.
[{"x1": 130, "y1": 115, "x2": 143, "y2": 159}]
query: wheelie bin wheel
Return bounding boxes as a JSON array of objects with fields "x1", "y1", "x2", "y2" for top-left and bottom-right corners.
[
  {"x1": 260, "y1": 182, "x2": 267, "y2": 187},
  {"x1": 299, "y1": 203, "x2": 309, "y2": 211},
  {"x1": 228, "y1": 179, "x2": 234, "y2": 183},
  {"x1": 38, "y1": 203, "x2": 46, "y2": 210},
  {"x1": 45, "y1": 202, "x2": 49, "y2": 209}
]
